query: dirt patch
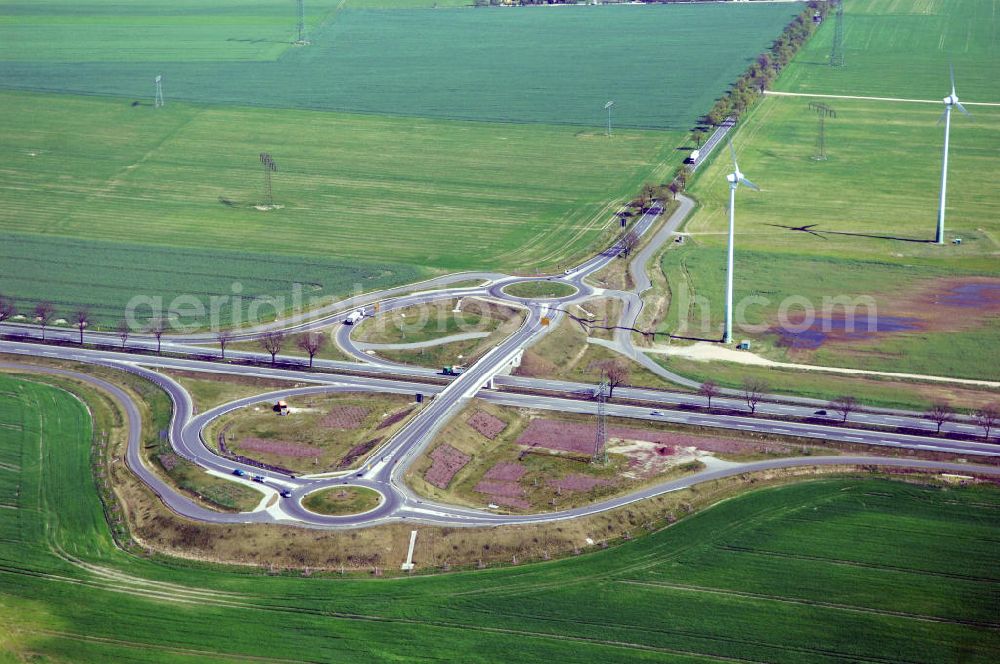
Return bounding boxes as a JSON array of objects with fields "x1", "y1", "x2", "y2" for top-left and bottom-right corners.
[
  {"x1": 157, "y1": 453, "x2": 180, "y2": 472},
  {"x1": 466, "y1": 410, "x2": 508, "y2": 439},
  {"x1": 483, "y1": 462, "x2": 526, "y2": 482},
  {"x1": 771, "y1": 314, "x2": 921, "y2": 350},
  {"x1": 548, "y1": 474, "x2": 612, "y2": 493},
  {"x1": 770, "y1": 277, "x2": 1000, "y2": 351},
  {"x1": 517, "y1": 419, "x2": 684, "y2": 456},
  {"x1": 513, "y1": 351, "x2": 559, "y2": 378},
  {"x1": 320, "y1": 405, "x2": 368, "y2": 429},
  {"x1": 927, "y1": 277, "x2": 1000, "y2": 310},
  {"x1": 473, "y1": 480, "x2": 525, "y2": 498},
  {"x1": 338, "y1": 438, "x2": 382, "y2": 469},
  {"x1": 377, "y1": 407, "x2": 413, "y2": 430},
  {"x1": 239, "y1": 437, "x2": 322, "y2": 459},
  {"x1": 424, "y1": 444, "x2": 470, "y2": 489}
]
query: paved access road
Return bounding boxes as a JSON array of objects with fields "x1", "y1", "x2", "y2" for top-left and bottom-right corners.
[{"x1": 3, "y1": 175, "x2": 998, "y2": 530}]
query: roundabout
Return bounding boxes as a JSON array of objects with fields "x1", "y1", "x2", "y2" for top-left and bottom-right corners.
[{"x1": 301, "y1": 485, "x2": 384, "y2": 517}]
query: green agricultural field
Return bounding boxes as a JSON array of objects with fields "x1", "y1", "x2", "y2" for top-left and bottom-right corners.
[
  {"x1": 777, "y1": 0, "x2": 1000, "y2": 101},
  {"x1": 668, "y1": 0, "x2": 1000, "y2": 381},
  {"x1": 0, "y1": 92, "x2": 669, "y2": 325},
  {"x1": 0, "y1": 1, "x2": 800, "y2": 327},
  {"x1": 2, "y1": 373, "x2": 999, "y2": 661},
  {"x1": 0, "y1": 3, "x2": 798, "y2": 128}
]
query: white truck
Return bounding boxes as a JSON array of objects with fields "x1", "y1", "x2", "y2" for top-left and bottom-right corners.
[
  {"x1": 688, "y1": 149, "x2": 701, "y2": 165},
  {"x1": 343, "y1": 308, "x2": 366, "y2": 325}
]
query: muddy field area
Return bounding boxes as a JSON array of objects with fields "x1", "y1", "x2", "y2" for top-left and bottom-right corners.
[{"x1": 769, "y1": 277, "x2": 1000, "y2": 351}]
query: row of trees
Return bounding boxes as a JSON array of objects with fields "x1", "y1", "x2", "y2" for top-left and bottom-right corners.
[
  {"x1": 704, "y1": 1, "x2": 828, "y2": 126},
  {"x1": 243, "y1": 331, "x2": 326, "y2": 367},
  {"x1": 0, "y1": 292, "x2": 332, "y2": 368},
  {"x1": 692, "y1": 378, "x2": 1000, "y2": 442}
]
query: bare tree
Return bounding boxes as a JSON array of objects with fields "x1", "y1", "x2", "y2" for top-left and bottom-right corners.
[
  {"x1": 217, "y1": 330, "x2": 233, "y2": 359},
  {"x1": 116, "y1": 318, "x2": 130, "y2": 349},
  {"x1": 742, "y1": 378, "x2": 766, "y2": 414},
  {"x1": 698, "y1": 380, "x2": 719, "y2": 409},
  {"x1": 924, "y1": 402, "x2": 954, "y2": 435},
  {"x1": 973, "y1": 405, "x2": 999, "y2": 441},
  {"x1": 149, "y1": 317, "x2": 165, "y2": 354},
  {"x1": 0, "y1": 294, "x2": 15, "y2": 325},
  {"x1": 72, "y1": 307, "x2": 89, "y2": 345},
  {"x1": 595, "y1": 359, "x2": 629, "y2": 399},
  {"x1": 829, "y1": 395, "x2": 858, "y2": 423},
  {"x1": 619, "y1": 229, "x2": 640, "y2": 257},
  {"x1": 34, "y1": 301, "x2": 56, "y2": 340},
  {"x1": 297, "y1": 332, "x2": 326, "y2": 368},
  {"x1": 260, "y1": 331, "x2": 285, "y2": 365}
]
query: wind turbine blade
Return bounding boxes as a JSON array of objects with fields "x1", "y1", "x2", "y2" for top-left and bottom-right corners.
[
  {"x1": 739, "y1": 177, "x2": 760, "y2": 192},
  {"x1": 937, "y1": 107, "x2": 949, "y2": 125},
  {"x1": 950, "y1": 63, "x2": 956, "y2": 97},
  {"x1": 729, "y1": 141, "x2": 738, "y2": 171},
  {"x1": 955, "y1": 100, "x2": 972, "y2": 117}
]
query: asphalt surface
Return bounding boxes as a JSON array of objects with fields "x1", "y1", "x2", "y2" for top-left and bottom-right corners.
[{"x1": 3, "y1": 193, "x2": 999, "y2": 530}]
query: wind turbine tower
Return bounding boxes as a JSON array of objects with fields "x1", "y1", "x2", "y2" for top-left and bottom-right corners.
[
  {"x1": 296, "y1": 0, "x2": 309, "y2": 44},
  {"x1": 154, "y1": 75, "x2": 164, "y2": 108},
  {"x1": 723, "y1": 143, "x2": 759, "y2": 345},
  {"x1": 936, "y1": 65, "x2": 971, "y2": 245},
  {"x1": 604, "y1": 100, "x2": 614, "y2": 137}
]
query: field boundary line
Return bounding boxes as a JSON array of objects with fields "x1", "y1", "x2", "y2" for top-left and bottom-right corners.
[
  {"x1": 765, "y1": 90, "x2": 1000, "y2": 107},
  {"x1": 617, "y1": 580, "x2": 1000, "y2": 629}
]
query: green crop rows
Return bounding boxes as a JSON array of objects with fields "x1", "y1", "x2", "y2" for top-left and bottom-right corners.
[
  {"x1": 0, "y1": 1, "x2": 800, "y2": 326},
  {"x1": 2, "y1": 373, "x2": 998, "y2": 661},
  {"x1": 0, "y1": 2, "x2": 797, "y2": 129}
]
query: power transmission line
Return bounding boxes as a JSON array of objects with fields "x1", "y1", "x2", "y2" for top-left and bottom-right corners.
[
  {"x1": 592, "y1": 379, "x2": 608, "y2": 465},
  {"x1": 830, "y1": 0, "x2": 845, "y2": 67},
  {"x1": 260, "y1": 152, "x2": 277, "y2": 206},
  {"x1": 808, "y1": 102, "x2": 836, "y2": 160}
]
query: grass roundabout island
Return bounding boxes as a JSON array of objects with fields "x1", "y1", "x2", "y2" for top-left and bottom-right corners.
[
  {"x1": 501, "y1": 280, "x2": 577, "y2": 300},
  {"x1": 301, "y1": 485, "x2": 383, "y2": 517}
]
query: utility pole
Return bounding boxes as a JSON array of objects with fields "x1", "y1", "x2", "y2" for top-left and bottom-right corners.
[
  {"x1": 592, "y1": 379, "x2": 608, "y2": 465},
  {"x1": 808, "y1": 102, "x2": 836, "y2": 160},
  {"x1": 154, "y1": 75, "x2": 164, "y2": 108}
]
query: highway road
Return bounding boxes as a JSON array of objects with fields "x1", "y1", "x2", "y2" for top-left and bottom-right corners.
[{"x1": 3, "y1": 189, "x2": 999, "y2": 532}]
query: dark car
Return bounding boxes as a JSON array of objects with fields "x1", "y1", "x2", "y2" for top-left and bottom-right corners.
[
  {"x1": 232, "y1": 468, "x2": 246, "y2": 477},
  {"x1": 814, "y1": 409, "x2": 828, "y2": 416},
  {"x1": 279, "y1": 489, "x2": 292, "y2": 498},
  {"x1": 251, "y1": 475, "x2": 266, "y2": 483}
]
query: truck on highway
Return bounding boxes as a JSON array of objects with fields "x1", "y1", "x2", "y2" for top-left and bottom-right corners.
[
  {"x1": 343, "y1": 309, "x2": 366, "y2": 325},
  {"x1": 442, "y1": 365, "x2": 466, "y2": 376},
  {"x1": 687, "y1": 149, "x2": 701, "y2": 165}
]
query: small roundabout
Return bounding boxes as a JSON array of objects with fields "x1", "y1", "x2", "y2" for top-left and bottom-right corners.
[
  {"x1": 499, "y1": 279, "x2": 579, "y2": 301},
  {"x1": 300, "y1": 485, "x2": 385, "y2": 517}
]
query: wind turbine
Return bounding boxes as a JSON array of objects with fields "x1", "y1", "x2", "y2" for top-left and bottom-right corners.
[
  {"x1": 935, "y1": 64, "x2": 972, "y2": 244},
  {"x1": 723, "y1": 142, "x2": 759, "y2": 345}
]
